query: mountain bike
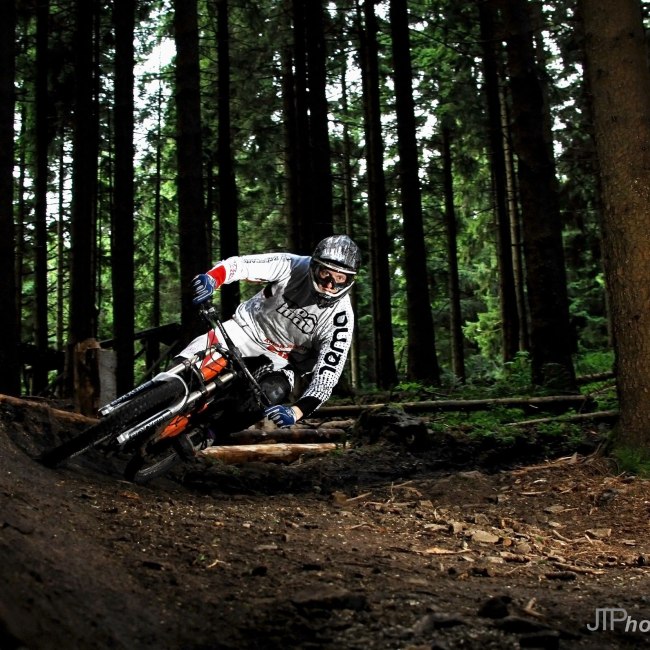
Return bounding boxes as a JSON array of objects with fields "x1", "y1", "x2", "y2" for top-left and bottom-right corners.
[{"x1": 40, "y1": 301, "x2": 284, "y2": 484}]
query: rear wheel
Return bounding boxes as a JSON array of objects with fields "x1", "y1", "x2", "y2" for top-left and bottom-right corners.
[{"x1": 40, "y1": 380, "x2": 187, "y2": 468}]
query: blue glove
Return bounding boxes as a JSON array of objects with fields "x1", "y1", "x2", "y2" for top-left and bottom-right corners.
[
  {"x1": 192, "y1": 273, "x2": 217, "y2": 305},
  {"x1": 264, "y1": 404, "x2": 297, "y2": 428}
]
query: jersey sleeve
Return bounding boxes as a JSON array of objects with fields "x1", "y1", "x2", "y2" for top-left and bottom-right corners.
[
  {"x1": 207, "y1": 253, "x2": 295, "y2": 286},
  {"x1": 293, "y1": 302, "x2": 354, "y2": 417}
]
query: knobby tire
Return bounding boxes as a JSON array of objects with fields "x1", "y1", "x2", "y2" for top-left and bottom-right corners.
[
  {"x1": 123, "y1": 438, "x2": 183, "y2": 484},
  {"x1": 40, "y1": 380, "x2": 187, "y2": 468}
]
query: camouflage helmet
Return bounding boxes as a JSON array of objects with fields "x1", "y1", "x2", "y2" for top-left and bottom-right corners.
[{"x1": 309, "y1": 235, "x2": 361, "y2": 302}]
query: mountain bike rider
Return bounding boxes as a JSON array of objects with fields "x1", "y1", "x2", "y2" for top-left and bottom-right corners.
[{"x1": 179, "y1": 234, "x2": 360, "y2": 429}]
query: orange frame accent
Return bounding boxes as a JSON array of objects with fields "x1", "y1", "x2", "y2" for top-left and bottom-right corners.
[{"x1": 158, "y1": 352, "x2": 227, "y2": 440}]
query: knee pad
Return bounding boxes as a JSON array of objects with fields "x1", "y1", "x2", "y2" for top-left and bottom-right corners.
[{"x1": 259, "y1": 371, "x2": 292, "y2": 405}]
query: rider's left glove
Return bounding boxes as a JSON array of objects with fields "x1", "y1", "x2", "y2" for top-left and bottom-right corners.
[
  {"x1": 264, "y1": 404, "x2": 297, "y2": 428},
  {"x1": 192, "y1": 273, "x2": 217, "y2": 305}
]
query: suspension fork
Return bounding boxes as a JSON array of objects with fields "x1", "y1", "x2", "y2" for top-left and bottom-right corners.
[
  {"x1": 116, "y1": 369, "x2": 236, "y2": 446},
  {"x1": 98, "y1": 348, "x2": 222, "y2": 418}
]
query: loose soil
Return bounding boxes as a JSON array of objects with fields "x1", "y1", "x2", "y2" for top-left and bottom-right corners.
[{"x1": 1, "y1": 399, "x2": 650, "y2": 650}]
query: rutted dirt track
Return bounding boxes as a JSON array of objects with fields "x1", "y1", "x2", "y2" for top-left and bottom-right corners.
[{"x1": 1, "y1": 400, "x2": 650, "y2": 649}]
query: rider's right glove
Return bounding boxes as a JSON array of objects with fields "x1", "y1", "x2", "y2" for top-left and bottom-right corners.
[
  {"x1": 264, "y1": 404, "x2": 297, "y2": 428},
  {"x1": 191, "y1": 273, "x2": 217, "y2": 305}
]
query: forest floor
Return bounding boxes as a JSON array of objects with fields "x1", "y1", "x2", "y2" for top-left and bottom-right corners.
[{"x1": 1, "y1": 397, "x2": 650, "y2": 650}]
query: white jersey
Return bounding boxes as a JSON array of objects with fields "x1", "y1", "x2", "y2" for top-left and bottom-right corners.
[{"x1": 214, "y1": 253, "x2": 354, "y2": 416}]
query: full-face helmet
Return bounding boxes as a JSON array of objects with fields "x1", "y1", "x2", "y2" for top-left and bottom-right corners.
[{"x1": 309, "y1": 234, "x2": 361, "y2": 302}]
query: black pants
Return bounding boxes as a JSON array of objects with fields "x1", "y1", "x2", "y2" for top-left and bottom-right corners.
[{"x1": 207, "y1": 357, "x2": 292, "y2": 437}]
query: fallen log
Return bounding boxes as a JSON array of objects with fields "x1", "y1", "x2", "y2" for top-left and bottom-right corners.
[
  {"x1": 227, "y1": 428, "x2": 346, "y2": 445},
  {"x1": 317, "y1": 418, "x2": 356, "y2": 429},
  {"x1": 576, "y1": 371, "x2": 615, "y2": 385},
  {"x1": 202, "y1": 442, "x2": 339, "y2": 464},
  {"x1": 0, "y1": 394, "x2": 96, "y2": 427},
  {"x1": 314, "y1": 394, "x2": 595, "y2": 417},
  {"x1": 505, "y1": 409, "x2": 618, "y2": 427}
]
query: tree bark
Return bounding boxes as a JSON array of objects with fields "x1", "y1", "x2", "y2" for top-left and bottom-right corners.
[
  {"x1": 500, "y1": 0, "x2": 576, "y2": 390},
  {"x1": 112, "y1": 0, "x2": 136, "y2": 394},
  {"x1": 202, "y1": 442, "x2": 338, "y2": 464},
  {"x1": 389, "y1": 0, "x2": 441, "y2": 384},
  {"x1": 339, "y1": 66, "x2": 360, "y2": 389},
  {"x1": 288, "y1": 0, "x2": 312, "y2": 253},
  {"x1": 579, "y1": 0, "x2": 650, "y2": 454},
  {"x1": 286, "y1": 0, "x2": 333, "y2": 251},
  {"x1": 359, "y1": 0, "x2": 398, "y2": 389},
  {"x1": 69, "y1": 0, "x2": 99, "y2": 403},
  {"x1": 216, "y1": 0, "x2": 240, "y2": 320},
  {"x1": 32, "y1": 0, "x2": 51, "y2": 394},
  {"x1": 313, "y1": 393, "x2": 594, "y2": 417},
  {"x1": 477, "y1": 0, "x2": 520, "y2": 363},
  {"x1": 441, "y1": 125, "x2": 465, "y2": 382},
  {"x1": 0, "y1": 0, "x2": 20, "y2": 396},
  {"x1": 0, "y1": 393, "x2": 96, "y2": 427},
  {"x1": 227, "y1": 427, "x2": 346, "y2": 444},
  {"x1": 281, "y1": 42, "x2": 301, "y2": 251},
  {"x1": 304, "y1": 0, "x2": 333, "y2": 242},
  {"x1": 149, "y1": 82, "x2": 164, "y2": 372},
  {"x1": 174, "y1": 0, "x2": 210, "y2": 333}
]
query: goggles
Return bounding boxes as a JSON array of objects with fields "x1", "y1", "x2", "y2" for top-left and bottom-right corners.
[{"x1": 313, "y1": 263, "x2": 355, "y2": 292}]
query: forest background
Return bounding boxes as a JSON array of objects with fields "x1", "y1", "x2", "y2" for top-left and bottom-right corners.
[{"x1": 2, "y1": 0, "x2": 650, "y2": 463}]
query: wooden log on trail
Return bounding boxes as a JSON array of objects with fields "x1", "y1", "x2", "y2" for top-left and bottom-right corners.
[
  {"x1": 505, "y1": 409, "x2": 618, "y2": 427},
  {"x1": 201, "y1": 442, "x2": 339, "y2": 465},
  {"x1": 227, "y1": 428, "x2": 346, "y2": 445},
  {"x1": 314, "y1": 394, "x2": 595, "y2": 417},
  {"x1": 0, "y1": 393, "x2": 96, "y2": 427},
  {"x1": 316, "y1": 418, "x2": 356, "y2": 429}
]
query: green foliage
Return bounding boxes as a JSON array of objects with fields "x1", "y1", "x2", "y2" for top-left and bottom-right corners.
[
  {"x1": 393, "y1": 380, "x2": 441, "y2": 399},
  {"x1": 10, "y1": 0, "x2": 616, "y2": 406},
  {"x1": 574, "y1": 349, "x2": 614, "y2": 376},
  {"x1": 611, "y1": 446, "x2": 650, "y2": 477},
  {"x1": 426, "y1": 404, "x2": 589, "y2": 454}
]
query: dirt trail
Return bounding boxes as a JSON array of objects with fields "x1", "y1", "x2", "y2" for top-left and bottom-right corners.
[{"x1": 1, "y1": 402, "x2": 650, "y2": 649}]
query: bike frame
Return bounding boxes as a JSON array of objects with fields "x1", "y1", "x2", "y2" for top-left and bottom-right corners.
[{"x1": 103, "y1": 301, "x2": 269, "y2": 448}]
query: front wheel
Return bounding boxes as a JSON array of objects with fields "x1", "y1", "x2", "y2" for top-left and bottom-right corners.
[
  {"x1": 40, "y1": 380, "x2": 187, "y2": 468},
  {"x1": 124, "y1": 428, "x2": 214, "y2": 484}
]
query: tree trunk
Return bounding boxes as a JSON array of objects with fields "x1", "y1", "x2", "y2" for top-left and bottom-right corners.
[
  {"x1": 304, "y1": 0, "x2": 333, "y2": 243},
  {"x1": 289, "y1": 0, "x2": 312, "y2": 253},
  {"x1": 0, "y1": 0, "x2": 20, "y2": 396},
  {"x1": 441, "y1": 125, "x2": 465, "y2": 383},
  {"x1": 112, "y1": 0, "x2": 136, "y2": 394},
  {"x1": 32, "y1": 0, "x2": 50, "y2": 394},
  {"x1": 340, "y1": 66, "x2": 360, "y2": 389},
  {"x1": 477, "y1": 0, "x2": 520, "y2": 363},
  {"x1": 69, "y1": 0, "x2": 99, "y2": 393},
  {"x1": 500, "y1": 0, "x2": 576, "y2": 390},
  {"x1": 389, "y1": 0, "x2": 440, "y2": 384},
  {"x1": 16, "y1": 109, "x2": 27, "y2": 352},
  {"x1": 281, "y1": 43, "x2": 301, "y2": 251},
  {"x1": 56, "y1": 138, "x2": 66, "y2": 353},
  {"x1": 174, "y1": 0, "x2": 210, "y2": 333},
  {"x1": 358, "y1": 0, "x2": 397, "y2": 389},
  {"x1": 579, "y1": 0, "x2": 650, "y2": 454},
  {"x1": 216, "y1": 0, "x2": 240, "y2": 320},
  {"x1": 150, "y1": 81, "x2": 163, "y2": 372},
  {"x1": 357, "y1": 1, "x2": 397, "y2": 389},
  {"x1": 500, "y1": 84, "x2": 529, "y2": 352},
  {"x1": 287, "y1": 0, "x2": 333, "y2": 251}
]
